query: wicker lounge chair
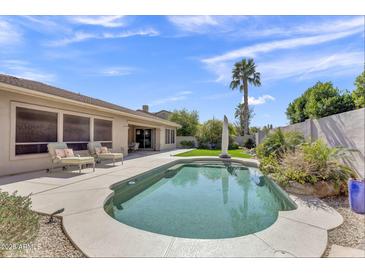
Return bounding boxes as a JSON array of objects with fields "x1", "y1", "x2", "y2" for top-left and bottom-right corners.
[
  {"x1": 47, "y1": 142, "x2": 95, "y2": 173},
  {"x1": 87, "y1": 141, "x2": 123, "y2": 166}
]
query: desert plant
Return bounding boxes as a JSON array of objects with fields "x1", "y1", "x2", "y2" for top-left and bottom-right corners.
[
  {"x1": 0, "y1": 190, "x2": 39, "y2": 254},
  {"x1": 256, "y1": 129, "x2": 304, "y2": 159},
  {"x1": 259, "y1": 155, "x2": 281, "y2": 176},
  {"x1": 260, "y1": 140, "x2": 355, "y2": 188}
]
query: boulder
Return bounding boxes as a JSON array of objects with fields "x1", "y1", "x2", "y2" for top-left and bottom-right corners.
[{"x1": 285, "y1": 180, "x2": 340, "y2": 198}]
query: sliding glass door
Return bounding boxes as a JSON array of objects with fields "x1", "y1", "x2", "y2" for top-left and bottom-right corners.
[{"x1": 135, "y1": 128, "x2": 152, "y2": 149}]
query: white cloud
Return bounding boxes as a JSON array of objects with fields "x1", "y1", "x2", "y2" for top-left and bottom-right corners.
[
  {"x1": 177, "y1": 90, "x2": 193, "y2": 95},
  {"x1": 201, "y1": 16, "x2": 364, "y2": 83},
  {"x1": 0, "y1": 19, "x2": 22, "y2": 46},
  {"x1": 167, "y1": 16, "x2": 218, "y2": 33},
  {"x1": 69, "y1": 16, "x2": 126, "y2": 28},
  {"x1": 20, "y1": 16, "x2": 72, "y2": 34},
  {"x1": 260, "y1": 51, "x2": 364, "y2": 81},
  {"x1": 47, "y1": 28, "x2": 159, "y2": 47},
  {"x1": 203, "y1": 29, "x2": 362, "y2": 65},
  {"x1": 167, "y1": 16, "x2": 249, "y2": 34},
  {"x1": 246, "y1": 95, "x2": 275, "y2": 105},
  {"x1": 47, "y1": 31, "x2": 96, "y2": 46},
  {"x1": 150, "y1": 91, "x2": 193, "y2": 106},
  {"x1": 100, "y1": 66, "x2": 134, "y2": 77},
  {"x1": 103, "y1": 29, "x2": 159, "y2": 39},
  {"x1": 0, "y1": 60, "x2": 56, "y2": 83},
  {"x1": 204, "y1": 49, "x2": 364, "y2": 83},
  {"x1": 243, "y1": 16, "x2": 364, "y2": 38}
]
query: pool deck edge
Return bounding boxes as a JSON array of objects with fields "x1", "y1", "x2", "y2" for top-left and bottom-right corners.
[{"x1": 0, "y1": 151, "x2": 343, "y2": 257}]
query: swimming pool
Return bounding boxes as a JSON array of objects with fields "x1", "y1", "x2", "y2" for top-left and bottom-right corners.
[{"x1": 104, "y1": 160, "x2": 296, "y2": 239}]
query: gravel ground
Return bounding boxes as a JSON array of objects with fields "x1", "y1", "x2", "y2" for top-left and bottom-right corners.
[
  {"x1": 322, "y1": 196, "x2": 365, "y2": 257},
  {"x1": 3, "y1": 215, "x2": 84, "y2": 258}
]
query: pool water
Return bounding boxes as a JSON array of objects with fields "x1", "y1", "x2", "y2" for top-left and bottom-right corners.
[{"x1": 105, "y1": 161, "x2": 296, "y2": 239}]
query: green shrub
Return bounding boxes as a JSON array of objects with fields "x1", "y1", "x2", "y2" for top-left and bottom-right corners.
[
  {"x1": 180, "y1": 140, "x2": 195, "y2": 148},
  {"x1": 256, "y1": 129, "x2": 304, "y2": 159},
  {"x1": 198, "y1": 143, "x2": 209, "y2": 149},
  {"x1": 243, "y1": 138, "x2": 255, "y2": 149},
  {"x1": 259, "y1": 155, "x2": 281, "y2": 175},
  {"x1": 0, "y1": 190, "x2": 39, "y2": 254},
  {"x1": 229, "y1": 142, "x2": 240, "y2": 150},
  {"x1": 260, "y1": 140, "x2": 354, "y2": 188},
  {"x1": 196, "y1": 119, "x2": 236, "y2": 149}
]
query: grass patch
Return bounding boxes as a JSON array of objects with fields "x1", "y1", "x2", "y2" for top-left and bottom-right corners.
[{"x1": 175, "y1": 149, "x2": 252, "y2": 158}]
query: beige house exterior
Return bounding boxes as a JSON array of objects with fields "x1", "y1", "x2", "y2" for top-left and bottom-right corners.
[{"x1": 0, "y1": 74, "x2": 180, "y2": 176}]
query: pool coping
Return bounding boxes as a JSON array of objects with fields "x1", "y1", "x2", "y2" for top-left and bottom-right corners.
[{"x1": 0, "y1": 152, "x2": 344, "y2": 257}]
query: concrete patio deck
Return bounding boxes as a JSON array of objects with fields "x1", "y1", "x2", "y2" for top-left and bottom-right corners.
[{"x1": 0, "y1": 149, "x2": 343, "y2": 257}]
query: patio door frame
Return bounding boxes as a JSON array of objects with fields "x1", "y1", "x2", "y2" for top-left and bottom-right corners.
[{"x1": 135, "y1": 128, "x2": 155, "y2": 150}]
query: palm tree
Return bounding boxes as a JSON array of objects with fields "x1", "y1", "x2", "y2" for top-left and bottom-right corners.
[
  {"x1": 230, "y1": 58, "x2": 261, "y2": 135},
  {"x1": 234, "y1": 103, "x2": 254, "y2": 135}
]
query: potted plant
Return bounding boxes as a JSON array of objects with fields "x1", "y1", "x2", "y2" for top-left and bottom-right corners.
[{"x1": 348, "y1": 179, "x2": 365, "y2": 214}]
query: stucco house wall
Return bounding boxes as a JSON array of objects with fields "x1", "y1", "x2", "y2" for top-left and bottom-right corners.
[
  {"x1": 0, "y1": 89, "x2": 129, "y2": 175},
  {"x1": 0, "y1": 76, "x2": 180, "y2": 176},
  {"x1": 159, "y1": 126, "x2": 177, "y2": 151}
]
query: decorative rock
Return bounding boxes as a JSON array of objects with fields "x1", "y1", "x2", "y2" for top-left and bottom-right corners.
[
  {"x1": 285, "y1": 181, "x2": 314, "y2": 196},
  {"x1": 314, "y1": 181, "x2": 340, "y2": 198},
  {"x1": 285, "y1": 180, "x2": 339, "y2": 198}
]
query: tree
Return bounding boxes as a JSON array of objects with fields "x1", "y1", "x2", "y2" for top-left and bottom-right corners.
[
  {"x1": 230, "y1": 58, "x2": 261, "y2": 135},
  {"x1": 262, "y1": 124, "x2": 273, "y2": 134},
  {"x1": 305, "y1": 82, "x2": 354, "y2": 118},
  {"x1": 196, "y1": 119, "x2": 236, "y2": 148},
  {"x1": 234, "y1": 103, "x2": 254, "y2": 135},
  {"x1": 286, "y1": 94, "x2": 309, "y2": 124},
  {"x1": 286, "y1": 81, "x2": 355, "y2": 124},
  {"x1": 169, "y1": 109, "x2": 199, "y2": 136},
  {"x1": 249, "y1": 126, "x2": 260, "y2": 134},
  {"x1": 352, "y1": 71, "x2": 365, "y2": 108}
]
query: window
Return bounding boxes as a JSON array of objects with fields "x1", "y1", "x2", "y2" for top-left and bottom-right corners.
[
  {"x1": 63, "y1": 114, "x2": 90, "y2": 151},
  {"x1": 94, "y1": 118, "x2": 112, "y2": 148},
  {"x1": 171, "y1": 129, "x2": 175, "y2": 144},
  {"x1": 15, "y1": 107, "x2": 58, "y2": 155},
  {"x1": 165, "y1": 129, "x2": 175, "y2": 144},
  {"x1": 165, "y1": 129, "x2": 169, "y2": 144}
]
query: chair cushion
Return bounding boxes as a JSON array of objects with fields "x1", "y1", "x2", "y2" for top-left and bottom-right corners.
[
  {"x1": 95, "y1": 147, "x2": 102, "y2": 155},
  {"x1": 60, "y1": 156, "x2": 94, "y2": 164},
  {"x1": 55, "y1": 149, "x2": 66, "y2": 158},
  {"x1": 64, "y1": 149, "x2": 74, "y2": 157},
  {"x1": 48, "y1": 142, "x2": 68, "y2": 157},
  {"x1": 100, "y1": 146, "x2": 109, "y2": 153},
  {"x1": 99, "y1": 153, "x2": 123, "y2": 159}
]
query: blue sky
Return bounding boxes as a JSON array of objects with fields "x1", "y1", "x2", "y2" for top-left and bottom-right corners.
[{"x1": 0, "y1": 16, "x2": 364, "y2": 126}]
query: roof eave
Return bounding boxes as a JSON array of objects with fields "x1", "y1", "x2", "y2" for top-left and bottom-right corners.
[{"x1": 0, "y1": 82, "x2": 181, "y2": 128}]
